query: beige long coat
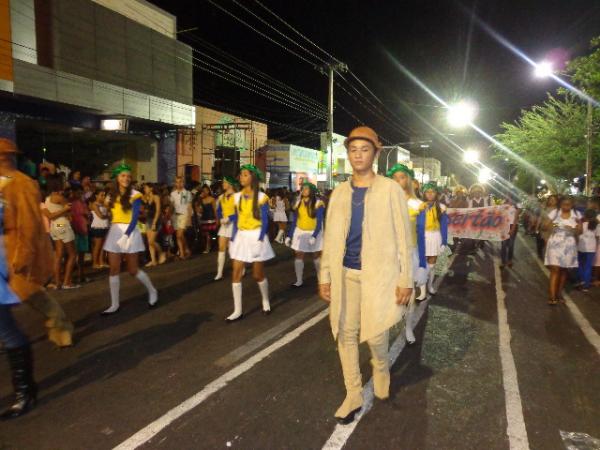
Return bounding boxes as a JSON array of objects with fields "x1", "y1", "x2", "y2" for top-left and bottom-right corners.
[{"x1": 320, "y1": 175, "x2": 413, "y2": 343}]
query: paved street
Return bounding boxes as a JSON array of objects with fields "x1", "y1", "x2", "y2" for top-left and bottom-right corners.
[{"x1": 1, "y1": 234, "x2": 599, "y2": 450}]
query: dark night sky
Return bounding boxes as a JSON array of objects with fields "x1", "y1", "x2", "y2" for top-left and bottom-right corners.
[{"x1": 150, "y1": 0, "x2": 599, "y2": 174}]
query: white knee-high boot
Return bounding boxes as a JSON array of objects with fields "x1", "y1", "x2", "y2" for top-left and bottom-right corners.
[
  {"x1": 103, "y1": 275, "x2": 120, "y2": 314},
  {"x1": 293, "y1": 259, "x2": 304, "y2": 287},
  {"x1": 215, "y1": 251, "x2": 226, "y2": 280},
  {"x1": 226, "y1": 283, "x2": 243, "y2": 321},
  {"x1": 313, "y1": 258, "x2": 321, "y2": 283},
  {"x1": 136, "y1": 270, "x2": 158, "y2": 306},
  {"x1": 258, "y1": 279, "x2": 271, "y2": 313},
  {"x1": 427, "y1": 264, "x2": 436, "y2": 294}
]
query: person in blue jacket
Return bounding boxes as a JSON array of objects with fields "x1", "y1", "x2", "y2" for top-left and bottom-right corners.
[{"x1": 285, "y1": 182, "x2": 325, "y2": 287}]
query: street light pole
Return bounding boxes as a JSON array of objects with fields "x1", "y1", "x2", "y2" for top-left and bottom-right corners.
[
  {"x1": 327, "y1": 65, "x2": 334, "y2": 189},
  {"x1": 586, "y1": 97, "x2": 593, "y2": 196},
  {"x1": 320, "y1": 61, "x2": 348, "y2": 189}
]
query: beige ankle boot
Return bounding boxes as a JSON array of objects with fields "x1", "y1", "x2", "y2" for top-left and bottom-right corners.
[
  {"x1": 334, "y1": 390, "x2": 363, "y2": 423},
  {"x1": 371, "y1": 359, "x2": 390, "y2": 400}
]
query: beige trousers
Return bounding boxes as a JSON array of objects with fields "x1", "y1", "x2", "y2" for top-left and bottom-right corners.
[{"x1": 337, "y1": 268, "x2": 390, "y2": 399}]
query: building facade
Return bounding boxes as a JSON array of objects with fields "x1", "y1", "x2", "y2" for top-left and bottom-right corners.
[
  {"x1": 176, "y1": 106, "x2": 268, "y2": 185},
  {"x1": 0, "y1": 0, "x2": 194, "y2": 183}
]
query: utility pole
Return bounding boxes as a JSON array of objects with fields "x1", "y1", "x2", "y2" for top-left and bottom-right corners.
[
  {"x1": 319, "y1": 61, "x2": 348, "y2": 189},
  {"x1": 585, "y1": 98, "x2": 593, "y2": 196}
]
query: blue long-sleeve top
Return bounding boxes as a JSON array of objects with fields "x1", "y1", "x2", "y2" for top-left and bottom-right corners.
[
  {"x1": 216, "y1": 201, "x2": 223, "y2": 220},
  {"x1": 125, "y1": 198, "x2": 141, "y2": 236}
]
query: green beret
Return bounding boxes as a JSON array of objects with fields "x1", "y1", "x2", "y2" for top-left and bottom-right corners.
[
  {"x1": 302, "y1": 181, "x2": 318, "y2": 192},
  {"x1": 111, "y1": 163, "x2": 132, "y2": 179},
  {"x1": 386, "y1": 163, "x2": 414, "y2": 179},
  {"x1": 421, "y1": 181, "x2": 440, "y2": 193},
  {"x1": 240, "y1": 164, "x2": 264, "y2": 182}
]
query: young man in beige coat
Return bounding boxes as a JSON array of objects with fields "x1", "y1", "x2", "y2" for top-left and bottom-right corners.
[{"x1": 319, "y1": 126, "x2": 413, "y2": 424}]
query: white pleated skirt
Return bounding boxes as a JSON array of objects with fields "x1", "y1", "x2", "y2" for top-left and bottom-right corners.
[
  {"x1": 425, "y1": 230, "x2": 442, "y2": 257},
  {"x1": 218, "y1": 222, "x2": 233, "y2": 238},
  {"x1": 291, "y1": 229, "x2": 323, "y2": 253},
  {"x1": 103, "y1": 224, "x2": 146, "y2": 254},
  {"x1": 229, "y1": 229, "x2": 275, "y2": 263},
  {"x1": 412, "y1": 247, "x2": 429, "y2": 286}
]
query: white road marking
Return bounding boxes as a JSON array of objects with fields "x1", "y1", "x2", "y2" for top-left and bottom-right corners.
[
  {"x1": 518, "y1": 234, "x2": 600, "y2": 356},
  {"x1": 113, "y1": 308, "x2": 329, "y2": 450},
  {"x1": 215, "y1": 300, "x2": 326, "y2": 368},
  {"x1": 493, "y1": 257, "x2": 531, "y2": 450},
  {"x1": 322, "y1": 256, "x2": 456, "y2": 450}
]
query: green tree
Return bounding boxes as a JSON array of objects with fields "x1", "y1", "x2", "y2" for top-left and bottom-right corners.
[
  {"x1": 494, "y1": 93, "x2": 600, "y2": 192},
  {"x1": 567, "y1": 36, "x2": 600, "y2": 98}
]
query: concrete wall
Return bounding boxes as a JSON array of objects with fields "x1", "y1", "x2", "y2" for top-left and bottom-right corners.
[
  {"x1": 45, "y1": 0, "x2": 192, "y2": 105},
  {"x1": 91, "y1": 0, "x2": 176, "y2": 38},
  {"x1": 12, "y1": 59, "x2": 195, "y2": 126}
]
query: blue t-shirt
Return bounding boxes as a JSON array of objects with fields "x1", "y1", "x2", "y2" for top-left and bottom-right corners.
[{"x1": 343, "y1": 186, "x2": 368, "y2": 269}]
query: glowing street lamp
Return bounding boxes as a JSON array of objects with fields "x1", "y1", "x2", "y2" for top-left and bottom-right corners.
[
  {"x1": 534, "y1": 60, "x2": 554, "y2": 78},
  {"x1": 463, "y1": 149, "x2": 480, "y2": 164},
  {"x1": 447, "y1": 100, "x2": 478, "y2": 128}
]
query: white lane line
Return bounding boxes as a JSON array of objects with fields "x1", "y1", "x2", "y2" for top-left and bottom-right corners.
[
  {"x1": 215, "y1": 300, "x2": 326, "y2": 368},
  {"x1": 322, "y1": 256, "x2": 456, "y2": 450},
  {"x1": 518, "y1": 234, "x2": 600, "y2": 356},
  {"x1": 493, "y1": 257, "x2": 531, "y2": 450},
  {"x1": 113, "y1": 308, "x2": 329, "y2": 450}
]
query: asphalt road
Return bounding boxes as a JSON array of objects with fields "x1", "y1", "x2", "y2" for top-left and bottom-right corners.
[{"x1": 1, "y1": 233, "x2": 599, "y2": 450}]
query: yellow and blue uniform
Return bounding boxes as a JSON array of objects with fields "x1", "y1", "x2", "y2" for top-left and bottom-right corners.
[
  {"x1": 288, "y1": 199, "x2": 325, "y2": 238},
  {"x1": 216, "y1": 193, "x2": 236, "y2": 221},
  {"x1": 423, "y1": 202, "x2": 448, "y2": 245},
  {"x1": 232, "y1": 191, "x2": 270, "y2": 240},
  {"x1": 111, "y1": 190, "x2": 142, "y2": 236}
]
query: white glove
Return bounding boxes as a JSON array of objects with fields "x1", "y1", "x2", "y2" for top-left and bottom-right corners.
[
  {"x1": 117, "y1": 234, "x2": 130, "y2": 251},
  {"x1": 285, "y1": 237, "x2": 292, "y2": 247},
  {"x1": 440, "y1": 244, "x2": 448, "y2": 252},
  {"x1": 309, "y1": 236, "x2": 317, "y2": 246},
  {"x1": 221, "y1": 217, "x2": 229, "y2": 225}
]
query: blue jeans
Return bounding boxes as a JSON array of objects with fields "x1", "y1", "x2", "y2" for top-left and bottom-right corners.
[
  {"x1": 501, "y1": 234, "x2": 516, "y2": 264},
  {"x1": 0, "y1": 305, "x2": 28, "y2": 349},
  {"x1": 578, "y1": 252, "x2": 595, "y2": 288}
]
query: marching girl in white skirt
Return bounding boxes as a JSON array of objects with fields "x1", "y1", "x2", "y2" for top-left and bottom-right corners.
[
  {"x1": 388, "y1": 164, "x2": 428, "y2": 345},
  {"x1": 226, "y1": 165, "x2": 274, "y2": 322},
  {"x1": 422, "y1": 182, "x2": 449, "y2": 296},
  {"x1": 102, "y1": 164, "x2": 158, "y2": 314},
  {"x1": 214, "y1": 176, "x2": 239, "y2": 281},
  {"x1": 284, "y1": 182, "x2": 325, "y2": 287}
]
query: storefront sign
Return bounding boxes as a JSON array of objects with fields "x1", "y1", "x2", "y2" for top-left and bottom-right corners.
[
  {"x1": 447, "y1": 206, "x2": 511, "y2": 241},
  {"x1": 289, "y1": 145, "x2": 320, "y2": 173}
]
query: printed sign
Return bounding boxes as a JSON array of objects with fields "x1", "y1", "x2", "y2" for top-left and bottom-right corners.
[{"x1": 447, "y1": 206, "x2": 511, "y2": 241}]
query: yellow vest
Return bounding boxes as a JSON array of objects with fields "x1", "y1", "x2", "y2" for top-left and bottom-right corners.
[
  {"x1": 425, "y1": 203, "x2": 445, "y2": 231},
  {"x1": 111, "y1": 190, "x2": 142, "y2": 224},
  {"x1": 297, "y1": 199, "x2": 324, "y2": 231},
  {"x1": 236, "y1": 191, "x2": 269, "y2": 230},
  {"x1": 219, "y1": 193, "x2": 236, "y2": 218}
]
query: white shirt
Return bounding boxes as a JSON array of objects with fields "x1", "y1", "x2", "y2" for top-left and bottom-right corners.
[
  {"x1": 170, "y1": 189, "x2": 192, "y2": 215},
  {"x1": 578, "y1": 222, "x2": 600, "y2": 253}
]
